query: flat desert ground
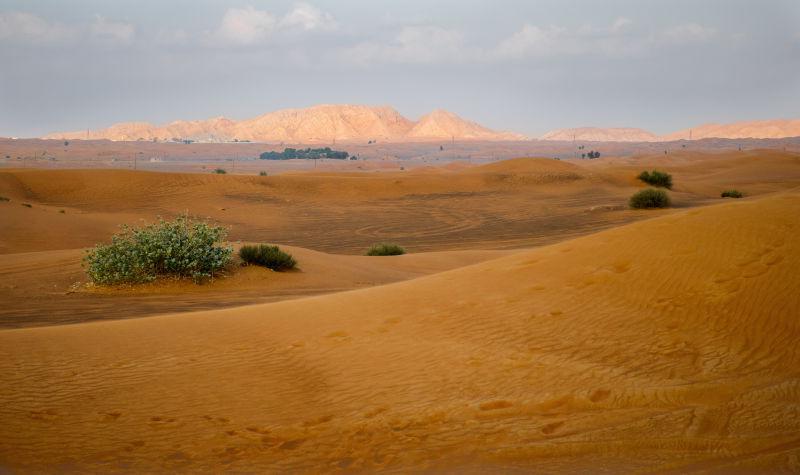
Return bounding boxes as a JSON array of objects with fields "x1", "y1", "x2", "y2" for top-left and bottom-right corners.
[{"x1": 1, "y1": 149, "x2": 799, "y2": 472}]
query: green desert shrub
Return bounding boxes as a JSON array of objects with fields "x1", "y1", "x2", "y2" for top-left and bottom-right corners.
[
  {"x1": 239, "y1": 244, "x2": 296, "y2": 271},
  {"x1": 259, "y1": 171, "x2": 268, "y2": 176},
  {"x1": 638, "y1": 170, "x2": 673, "y2": 189},
  {"x1": 84, "y1": 215, "x2": 232, "y2": 285},
  {"x1": 213, "y1": 168, "x2": 227, "y2": 174},
  {"x1": 629, "y1": 188, "x2": 670, "y2": 209},
  {"x1": 366, "y1": 243, "x2": 406, "y2": 256},
  {"x1": 721, "y1": 189, "x2": 744, "y2": 198}
]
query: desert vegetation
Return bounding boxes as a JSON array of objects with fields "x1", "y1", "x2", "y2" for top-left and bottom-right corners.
[
  {"x1": 259, "y1": 171, "x2": 268, "y2": 176},
  {"x1": 239, "y1": 244, "x2": 296, "y2": 271},
  {"x1": 721, "y1": 189, "x2": 744, "y2": 198},
  {"x1": 84, "y1": 215, "x2": 232, "y2": 285},
  {"x1": 638, "y1": 170, "x2": 673, "y2": 189},
  {"x1": 213, "y1": 168, "x2": 227, "y2": 174},
  {"x1": 260, "y1": 147, "x2": 350, "y2": 160},
  {"x1": 366, "y1": 243, "x2": 406, "y2": 256},
  {"x1": 629, "y1": 188, "x2": 670, "y2": 209},
  {"x1": 0, "y1": 196, "x2": 9, "y2": 202}
]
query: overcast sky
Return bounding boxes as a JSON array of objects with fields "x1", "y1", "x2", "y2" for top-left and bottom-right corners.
[{"x1": 1, "y1": 0, "x2": 798, "y2": 138}]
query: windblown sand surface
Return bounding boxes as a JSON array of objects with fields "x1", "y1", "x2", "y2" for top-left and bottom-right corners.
[
  {"x1": 1, "y1": 151, "x2": 800, "y2": 472},
  {"x1": 1, "y1": 188, "x2": 798, "y2": 472},
  {"x1": 4, "y1": 151, "x2": 800, "y2": 327}
]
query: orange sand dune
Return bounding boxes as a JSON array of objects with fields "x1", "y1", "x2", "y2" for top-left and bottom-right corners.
[
  {"x1": 1, "y1": 189, "x2": 798, "y2": 472},
  {"x1": 4, "y1": 152, "x2": 799, "y2": 257},
  {"x1": 0, "y1": 244, "x2": 511, "y2": 328},
  {"x1": 0, "y1": 160, "x2": 626, "y2": 255}
]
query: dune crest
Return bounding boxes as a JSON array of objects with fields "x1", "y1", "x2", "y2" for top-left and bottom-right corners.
[{"x1": 1, "y1": 190, "x2": 798, "y2": 472}]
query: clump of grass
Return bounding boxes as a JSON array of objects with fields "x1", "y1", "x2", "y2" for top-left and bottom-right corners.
[
  {"x1": 239, "y1": 244, "x2": 296, "y2": 271},
  {"x1": 721, "y1": 189, "x2": 743, "y2": 198},
  {"x1": 638, "y1": 170, "x2": 673, "y2": 189},
  {"x1": 366, "y1": 243, "x2": 406, "y2": 256},
  {"x1": 84, "y1": 215, "x2": 232, "y2": 285},
  {"x1": 259, "y1": 171, "x2": 268, "y2": 176},
  {"x1": 629, "y1": 188, "x2": 670, "y2": 209},
  {"x1": 59, "y1": 209, "x2": 66, "y2": 214},
  {"x1": 21, "y1": 203, "x2": 32, "y2": 208},
  {"x1": 0, "y1": 196, "x2": 9, "y2": 202},
  {"x1": 213, "y1": 168, "x2": 227, "y2": 174}
]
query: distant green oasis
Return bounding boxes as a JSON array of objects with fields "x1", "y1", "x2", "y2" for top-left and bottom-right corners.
[{"x1": 259, "y1": 147, "x2": 350, "y2": 160}]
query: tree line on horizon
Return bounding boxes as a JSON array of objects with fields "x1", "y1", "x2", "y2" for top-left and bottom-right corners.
[{"x1": 259, "y1": 147, "x2": 350, "y2": 160}]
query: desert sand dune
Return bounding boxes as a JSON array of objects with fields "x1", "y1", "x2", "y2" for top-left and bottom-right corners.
[
  {"x1": 5, "y1": 152, "x2": 799, "y2": 256},
  {"x1": 0, "y1": 160, "x2": 635, "y2": 255},
  {"x1": 0, "y1": 189, "x2": 798, "y2": 472},
  {"x1": 3, "y1": 152, "x2": 800, "y2": 329},
  {"x1": 0, "y1": 245, "x2": 511, "y2": 328}
]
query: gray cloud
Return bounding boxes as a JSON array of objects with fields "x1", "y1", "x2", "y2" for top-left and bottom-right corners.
[
  {"x1": 0, "y1": 0, "x2": 798, "y2": 138},
  {"x1": 0, "y1": 11, "x2": 75, "y2": 43},
  {"x1": 213, "y1": 3, "x2": 337, "y2": 45}
]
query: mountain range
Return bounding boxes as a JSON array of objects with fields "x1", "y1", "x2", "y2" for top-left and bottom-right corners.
[
  {"x1": 44, "y1": 105, "x2": 800, "y2": 143},
  {"x1": 541, "y1": 119, "x2": 800, "y2": 142},
  {"x1": 45, "y1": 105, "x2": 525, "y2": 143}
]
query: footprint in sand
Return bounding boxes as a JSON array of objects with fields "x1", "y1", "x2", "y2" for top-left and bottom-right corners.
[
  {"x1": 245, "y1": 426, "x2": 270, "y2": 434},
  {"x1": 589, "y1": 389, "x2": 611, "y2": 402},
  {"x1": 326, "y1": 330, "x2": 350, "y2": 342},
  {"x1": 541, "y1": 420, "x2": 565, "y2": 435},
  {"x1": 364, "y1": 406, "x2": 388, "y2": 419},
  {"x1": 278, "y1": 439, "x2": 306, "y2": 450},
  {"x1": 100, "y1": 411, "x2": 122, "y2": 422},
  {"x1": 479, "y1": 400, "x2": 513, "y2": 411},
  {"x1": 303, "y1": 414, "x2": 334, "y2": 427},
  {"x1": 28, "y1": 409, "x2": 59, "y2": 422}
]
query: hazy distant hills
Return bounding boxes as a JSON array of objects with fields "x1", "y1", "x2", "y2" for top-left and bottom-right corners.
[
  {"x1": 44, "y1": 106, "x2": 800, "y2": 143},
  {"x1": 539, "y1": 127, "x2": 659, "y2": 142},
  {"x1": 661, "y1": 119, "x2": 800, "y2": 141},
  {"x1": 541, "y1": 119, "x2": 800, "y2": 142},
  {"x1": 45, "y1": 105, "x2": 526, "y2": 143}
]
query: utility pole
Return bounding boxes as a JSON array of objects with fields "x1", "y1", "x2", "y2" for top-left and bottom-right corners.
[{"x1": 573, "y1": 133, "x2": 577, "y2": 159}]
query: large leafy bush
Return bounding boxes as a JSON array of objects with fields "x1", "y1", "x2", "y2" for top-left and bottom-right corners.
[{"x1": 84, "y1": 215, "x2": 232, "y2": 284}]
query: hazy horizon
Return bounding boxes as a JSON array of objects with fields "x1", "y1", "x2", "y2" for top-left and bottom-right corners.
[{"x1": 1, "y1": 0, "x2": 798, "y2": 138}]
